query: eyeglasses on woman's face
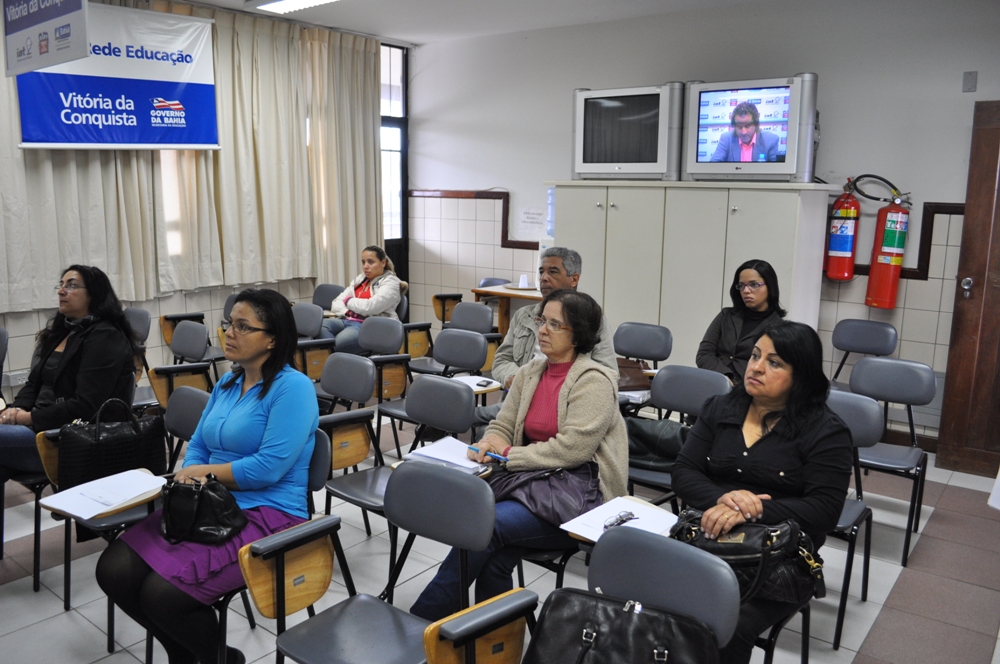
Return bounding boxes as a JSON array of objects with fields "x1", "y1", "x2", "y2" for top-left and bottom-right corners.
[
  {"x1": 221, "y1": 320, "x2": 270, "y2": 335},
  {"x1": 54, "y1": 282, "x2": 86, "y2": 292},
  {"x1": 735, "y1": 281, "x2": 766, "y2": 292},
  {"x1": 533, "y1": 316, "x2": 568, "y2": 333}
]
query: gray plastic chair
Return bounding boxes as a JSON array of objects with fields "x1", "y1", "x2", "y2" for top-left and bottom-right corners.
[
  {"x1": 379, "y1": 329, "x2": 485, "y2": 457},
  {"x1": 221, "y1": 293, "x2": 237, "y2": 323},
  {"x1": 614, "y1": 322, "x2": 673, "y2": 415},
  {"x1": 313, "y1": 283, "x2": 345, "y2": 311},
  {"x1": 830, "y1": 319, "x2": 898, "y2": 391},
  {"x1": 357, "y1": 318, "x2": 413, "y2": 457},
  {"x1": 588, "y1": 527, "x2": 740, "y2": 649},
  {"x1": 409, "y1": 320, "x2": 492, "y2": 377},
  {"x1": 162, "y1": 385, "x2": 211, "y2": 471},
  {"x1": 292, "y1": 303, "x2": 337, "y2": 380},
  {"x1": 849, "y1": 356, "x2": 936, "y2": 566},
  {"x1": 826, "y1": 390, "x2": 883, "y2": 649},
  {"x1": 277, "y1": 462, "x2": 539, "y2": 664},
  {"x1": 294, "y1": 302, "x2": 325, "y2": 339},
  {"x1": 125, "y1": 306, "x2": 159, "y2": 415},
  {"x1": 627, "y1": 366, "x2": 731, "y2": 506},
  {"x1": 447, "y1": 302, "x2": 493, "y2": 334},
  {"x1": 171, "y1": 320, "x2": 212, "y2": 363}
]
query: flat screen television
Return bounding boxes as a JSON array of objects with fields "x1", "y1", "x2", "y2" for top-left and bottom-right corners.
[
  {"x1": 573, "y1": 83, "x2": 684, "y2": 180},
  {"x1": 682, "y1": 73, "x2": 818, "y2": 182}
]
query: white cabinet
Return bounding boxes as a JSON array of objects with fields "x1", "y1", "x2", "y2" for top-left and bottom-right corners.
[{"x1": 551, "y1": 181, "x2": 838, "y2": 367}]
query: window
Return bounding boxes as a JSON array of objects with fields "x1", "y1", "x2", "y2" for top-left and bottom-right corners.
[{"x1": 380, "y1": 44, "x2": 406, "y2": 240}]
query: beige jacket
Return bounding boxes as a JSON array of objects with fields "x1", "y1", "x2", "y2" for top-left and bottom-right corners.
[{"x1": 485, "y1": 355, "x2": 629, "y2": 501}]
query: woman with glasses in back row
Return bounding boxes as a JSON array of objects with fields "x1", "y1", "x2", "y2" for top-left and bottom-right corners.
[
  {"x1": 0, "y1": 265, "x2": 137, "y2": 484},
  {"x1": 697, "y1": 259, "x2": 786, "y2": 386}
]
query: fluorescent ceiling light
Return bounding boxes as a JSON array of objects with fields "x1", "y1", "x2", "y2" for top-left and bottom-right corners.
[{"x1": 253, "y1": 0, "x2": 340, "y2": 14}]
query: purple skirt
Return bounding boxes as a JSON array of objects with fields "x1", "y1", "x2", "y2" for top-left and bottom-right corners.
[{"x1": 120, "y1": 506, "x2": 306, "y2": 604}]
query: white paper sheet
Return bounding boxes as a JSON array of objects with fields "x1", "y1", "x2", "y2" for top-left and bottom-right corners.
[
  {"x1": 406, "y1": 436, "x2": 488, "y2": 474},
  {"x1": 41, "y1": 469, "x2": 165, "y2": 520},
  {"x1": 450, "y1": 375, "x2": 500, "y2": 391},
  {"x1": 561, "y1": 496, "x2": 679, "y2": 543}
]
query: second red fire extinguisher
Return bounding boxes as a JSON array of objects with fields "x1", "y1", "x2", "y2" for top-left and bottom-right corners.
[
  {"x1": 826, "y1": 179, "x2": 861, "y2": 281},
  {"x1": 866, "y1": 197, "x2": 909, "y2": 309}
]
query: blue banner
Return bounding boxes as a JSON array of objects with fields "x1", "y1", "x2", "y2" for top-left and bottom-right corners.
[{"x1": 18, "y1": 71, "x2": 218, "y2": 146}]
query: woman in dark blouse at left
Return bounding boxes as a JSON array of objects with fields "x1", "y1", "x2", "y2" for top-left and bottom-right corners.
[{"x1": 673, "y1": 321, "x2": 853, "y2": 664}]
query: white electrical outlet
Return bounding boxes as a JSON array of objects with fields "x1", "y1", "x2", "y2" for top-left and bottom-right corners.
[{"x1": 7, "y1": 370, "x2": 31, "y2": 386}]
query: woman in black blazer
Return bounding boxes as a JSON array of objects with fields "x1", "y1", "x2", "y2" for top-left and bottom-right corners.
[
  {"x1": 697, "y1": 259, "x2": 785, "y2": 385},
  {"x1": 0, "y1": 265, "x2": 137, "y2": 483}
]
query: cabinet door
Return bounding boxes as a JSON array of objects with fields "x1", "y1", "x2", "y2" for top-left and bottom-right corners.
[
  {"x1": 660, "y1": 188, "x2": 730, "y2": 366},
  {"x1": 603, "y1": 187, "x2": 665, "y2": 328},
  {"x1": 554, "y1": 186, "x2": 608, "y2": 305},
  {"x1": 723, "y1": 189, "x2": 800, "y2": 312}
]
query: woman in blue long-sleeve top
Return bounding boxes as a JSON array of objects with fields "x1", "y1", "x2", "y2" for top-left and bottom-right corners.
[{"x1": 97, "y1": 289, "x2": 319, "y2": 664}]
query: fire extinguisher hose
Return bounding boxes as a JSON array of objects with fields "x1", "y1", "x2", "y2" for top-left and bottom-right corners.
[{"x1": 852, "y1": 174, "x2": 908, "y2": 205}]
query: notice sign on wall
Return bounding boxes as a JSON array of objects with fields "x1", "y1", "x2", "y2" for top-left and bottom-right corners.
[
  {"x1": 16, "y1": 3, "x2": 218, "y2": 149},
  {"x1": 4, "y1": 0, "x2": 88, "y2": 77}
]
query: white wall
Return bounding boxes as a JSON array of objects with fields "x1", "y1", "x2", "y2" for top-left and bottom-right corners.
[{"x1": 405, "y1": 0, "x2": 999, "y2": 433}]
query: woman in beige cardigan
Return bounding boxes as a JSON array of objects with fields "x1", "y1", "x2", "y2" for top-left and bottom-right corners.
[{"x1": 410, "y1": 289, "x2": 628, "y2": 621}]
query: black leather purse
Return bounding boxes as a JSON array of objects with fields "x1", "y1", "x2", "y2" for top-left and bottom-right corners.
[
  {"x1": 522, "y1": 588, "x2": 720, "y2": 664},
  {"x1": 160, "y1": 474, "x2": 248, "y2": 545},
  {"x1": 486, "y1": 462, "x2": 602, "y2": 527},
  {"x1": 668, "y1": 509, "x2": 825, "y2": 604},
  {"x1": 57, "y1": 398, "x2": 166, "y2": 490}
]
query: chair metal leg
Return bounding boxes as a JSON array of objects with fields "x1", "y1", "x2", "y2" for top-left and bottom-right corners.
[
  {"x1": 800, "y1": 603, "x2": 810, "y2": 664},
  {"x1": 145, "y1": 631, "x2": 153, "y2": 664},
  {"x1": 64, "y1": 518, "x2": 72, "y2": 610},
  {"x1": 387, "y1": 524, "x2": 398, "y2": 604},
  {"x1": 913, "y1": 454, "x2": 928, "y2": 532},
  {"x1": 833, "y1": 523, "x2": 858, "y2": 650},
  {"x1": 32, "y1": 487, "x2": 43, "y2": 592},
  {"x1": 361, "y1": 509, "x2": 372, "y2": 537},
  {"x1": 0, "y1": 482, "x2": 6, "y2": 560},
  {"x1": 516, "y1": 561, "x2": 525, "y2": 588},
  {"x1": 331, "y1": 531, "x2": 357, "y2": 597},
  {"x1": 107, "y1": 596, "x2": 115, "y2": 653},
  {"x1": 862, "y1": 509, "x2": 872, "y2": 601},
  {"x1": 241, "y1": 590, "x2": 257, "y2": 629},
  {"x1": 901, "y1": 463, "x2": 923, "y2": 567}
]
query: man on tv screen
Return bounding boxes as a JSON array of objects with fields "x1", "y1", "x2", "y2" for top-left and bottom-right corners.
[{"x1": 710, "y1": 102, "x2": 781, "y2": 162}]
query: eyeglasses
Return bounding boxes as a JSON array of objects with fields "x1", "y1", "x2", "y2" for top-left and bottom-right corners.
[
  {"x1": 54, "y1": 283, "x2": 86, "y2": 292},
  {"x1": 735, "y1": 281, "x2": 766, "y2": 292},
  {"x1": 221, "y1": 320, "x2": 270, "y2": 335},
  {"x1": 603, "y1": 511, "x2": 637, "y2": 531},
  {"x1": 533, "y1": 316, "x2": 567, "y2": 333}
]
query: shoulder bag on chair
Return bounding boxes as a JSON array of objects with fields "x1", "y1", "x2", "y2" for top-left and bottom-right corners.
[
  {"x1": 522, "y1": 587, "x2": 720, "y2": 664},
  {"x1": 486, "y1": 462, "x2": 602, "y2": 527},
  {"x1": 57, "y1": 398, "x2": 167, "y2": 490},
  {"x1": 668, "y1": 509, "x2": 824, "y2": 604}
]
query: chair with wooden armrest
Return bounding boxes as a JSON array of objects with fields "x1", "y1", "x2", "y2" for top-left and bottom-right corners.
[
  {"x1": 355, "y1": 317, "x2": 412, "y2": 457},
  {"x1": 124, "y1": 307, "x2": 158, "y2": 415},
  {"x1": 397, "y1": 291, "x2": 432, "y2": 359},
  {"x1": 292, "y1": 303, "x2": 337, "y2": 382},
  {"x1": 162, "y1": 313, "x2": 226, "y2": 380}
]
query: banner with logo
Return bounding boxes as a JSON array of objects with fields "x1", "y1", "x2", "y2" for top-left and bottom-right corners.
[
  {"x1": 4, "y1": 0, "x2": 88, "y2": 76},
  {"x1": 16, "y1": 3, "x2": 218, "y2": 149}
]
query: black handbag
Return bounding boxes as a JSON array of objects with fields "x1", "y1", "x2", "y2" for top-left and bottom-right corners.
[
  {"x1": 626, "y1": 417, "x2": 688, "y2": 473},
  {"x1": 486, "y1": 462, "x2": 602, "y2": 527},
  {"x1": 522, "y1": 587, "x2": 720, "y2": 664},
  {"x1": 668, "y1": 509, "x2": 824, "y2": 604},
  {"x1": 160, "y1": 474, "x2": 248, "y2": 545},
  {"x1": 57, "y1": 398, "x2": 166, "y2": 491}
]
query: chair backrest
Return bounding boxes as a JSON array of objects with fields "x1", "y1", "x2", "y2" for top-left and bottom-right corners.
[
  {"x1": 826, "y1": 390, "x2": 884, "y2": 449},
  {"x1": 384, "y1": 461, "x2": 495, "y2": 551},
  {"x1": 848, "y1": 357, "x2": 937, "y2": 406},
  {"x1": 310, "y1": 429, "x2": 332, "y2": 493},
  {"x1": 406, "y1": 374, "x2": 476, "y2": 434},
  {"x1": 358, "y1": 317, "x2": 405, "y2": 355},
  {"x1": 479, "y1": 277, "x2": 511, "y2": 288},
  {"x1": 222, "y1": 294, "x2": 238, "y2": 323},
  {"x1": 171, "y1": 320, "x2": 210, "y2": 362},
  {"x1": 164, "y1": 385, "x2": 211, "y2": 441},
  {"x1": 293, "y1": 302, "x2": 325, "y2": 339},
  {"x1": 449, "y1": 302, "x2": 494, "y2": 334},
  {"x1": 651, "y1": 365, "x2": 731, "y2": 416},
  {"x1": 124, "y1": 307, "x2": 151, "y2": 344},
  {"x1": 432, "y1": 328, "x2": 488, "y2": 371},
  {"x1": 312, "y1": 284, "x2": 345, "y2": 310},
  {"x1": 396, "y1": 292, "x2": 409, "y2": 322},
  {"x1": 832, "y1": 319, "x2": 898, "y2": 356},
  {"x1": 588, "y1": 527, "x2": 740, "y2": 648},
  {"x1": 613, "y1": 322, "x2": 673, "y2": 363},
  {"x1": 320, "y1": 353, "x2": 377, "y2": 404}
]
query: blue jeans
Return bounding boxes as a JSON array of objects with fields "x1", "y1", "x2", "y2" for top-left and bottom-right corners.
[
  {"x1": 0, "y1": 423, "x2": 44, "y2": 483},
  {"x1": 410, "y1": 500, "x2": 577, "y2": 622},
  {"x1": 318, "y1": 318, "x2": 363, "y2": 354}
]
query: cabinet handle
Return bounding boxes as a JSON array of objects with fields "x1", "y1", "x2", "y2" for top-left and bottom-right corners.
[
  {"x1": 596, "y1": 202, "x2": 603, "y2": 208},
  {"x1": 731, "y1": 206, "x2": 738, "y2": 212},
  {"x1": 609, "y1": 202, "x2": 617, "y2": 209}
]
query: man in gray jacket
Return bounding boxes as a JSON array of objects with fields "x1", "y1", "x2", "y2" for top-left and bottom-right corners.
[{"x1": 473, "y1": 246, "x2": 618, "y2": 433}]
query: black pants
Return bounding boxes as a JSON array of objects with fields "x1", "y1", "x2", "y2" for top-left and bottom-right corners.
[
  {"x1": 96, "y1": 539, "x2": 225, "y2": 664},
  {"x1": 719, "y1": 596, "x2": 801, "y2": 664}
]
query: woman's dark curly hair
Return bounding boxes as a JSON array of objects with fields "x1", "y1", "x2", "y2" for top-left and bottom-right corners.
[
  {"x1": 220, "y1": 288, "x2": 298, "y2": 399},
  {"x1": 538, "y1": 289, "x2": 602, "y2": 356},
  {"x1": 734, "y1": 320, "x2": 829, "y2": 436},
  {"x1": 39, "y1": 265, "x2": 137, "y2": 353}
]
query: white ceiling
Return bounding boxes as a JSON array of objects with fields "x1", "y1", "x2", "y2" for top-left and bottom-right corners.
[{"x1": 201, "y1": 0, "x2": 756, "y2": 45}]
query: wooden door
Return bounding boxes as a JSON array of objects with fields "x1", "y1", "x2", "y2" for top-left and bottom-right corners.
[{"x1": 938, "y1": 101, "x2": 1000, "y2": 475}]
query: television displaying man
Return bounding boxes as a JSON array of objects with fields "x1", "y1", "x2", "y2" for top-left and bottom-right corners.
[
  {"x1": 709, "y1": 102, "x2": 781, "y2": 163},
  {"x1": 471, "y1": 246, "x2": 618, "y2": 435}
]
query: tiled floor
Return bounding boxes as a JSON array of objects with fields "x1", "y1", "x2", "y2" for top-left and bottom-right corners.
[{"x1": 3, "y1": 417, "x2": 1000, "y2": 664}]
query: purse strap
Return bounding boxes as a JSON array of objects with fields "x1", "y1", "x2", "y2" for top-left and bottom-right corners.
[{"x1": 94, "y1": 398, "x2": 143, "y2": 438}]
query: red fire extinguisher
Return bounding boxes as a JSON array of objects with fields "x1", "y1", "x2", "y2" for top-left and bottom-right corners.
[
  {"x1": 865, "y1": 193, "x2": 910, "y2": 309},
  {"x1": 826, "y1": 179, "x2": 861, "y2": 281}
]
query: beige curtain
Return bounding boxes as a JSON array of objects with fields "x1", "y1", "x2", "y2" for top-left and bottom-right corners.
[{"x1": 304, "y1": 29, "x2": 382, "y2": 286}]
